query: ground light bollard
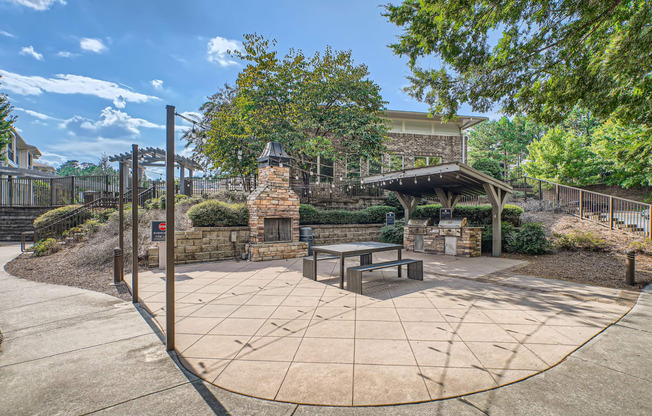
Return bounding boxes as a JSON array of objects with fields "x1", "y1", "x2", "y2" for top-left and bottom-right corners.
[
  {"x1": 625, "y1": 250, "x2": 636, "y2": 286},
  {"x1": 113, "y1": 247, "x2": 123, "y2": 284}
]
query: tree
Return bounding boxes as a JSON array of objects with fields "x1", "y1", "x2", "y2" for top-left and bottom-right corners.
[
  {"x1": 524, "y1": 127, "x2": 603, "y2": 186},
  {"x1": 57, "y1": 160, "x2": 81, "y2": 177},
  {"x1": 468, "y1": 115, "x2": 542, "y2": 179},
  {"x1": 187, "y1": 34, "x2": 388, "y2": 186},
  {"x1": 0, "y1": 75, "x2": 17, "y2": 161},
  {"x1": 471, "y1": 157, "x2": 503, "y2": 180},
  {"x1": 384, "y1": 1, "x2": 652, "y2": 125}
]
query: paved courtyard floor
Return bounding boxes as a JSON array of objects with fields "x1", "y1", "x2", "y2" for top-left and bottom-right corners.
[{"x1": 129, "y1": 251, "x2": 632, "y2": 406}]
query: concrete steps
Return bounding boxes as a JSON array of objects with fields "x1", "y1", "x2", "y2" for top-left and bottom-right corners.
[{"x1": 0, "y1": 207, "x2": 52, "y2": 241}]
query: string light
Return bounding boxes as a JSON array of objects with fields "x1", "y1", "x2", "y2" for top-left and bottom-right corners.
[
  {"x1": 414, "y1": 177, "x2": 417, "y2": 184},
  {"x1": 428, "y1": 176, "x2": 431, "y2": 181}
]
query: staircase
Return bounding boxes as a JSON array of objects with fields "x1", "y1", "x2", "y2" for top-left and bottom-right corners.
[{"x1": 0, "y1": 207, "x2": 52, "y2": 241}]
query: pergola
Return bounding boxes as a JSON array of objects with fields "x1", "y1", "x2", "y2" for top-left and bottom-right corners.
[
  {"x1": 109, "y1": 147, "x2": 202, "y2": 194},
  {"x1": 362, "y1": 162, "x2": 513, "y2": 257}
]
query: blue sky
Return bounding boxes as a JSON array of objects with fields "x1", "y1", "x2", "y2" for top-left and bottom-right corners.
[{"x1": 0, "y1": 0, "x2": 489, "y2": 175}]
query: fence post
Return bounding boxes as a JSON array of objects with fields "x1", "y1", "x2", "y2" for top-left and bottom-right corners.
[
  {"x1": 105, "y1": 175, "x2": 109, "y2": 197},
  {"x1": 50, "y1": 178, "x2": 55, "y2": 206},
  {"x1": 555, "y1": 184, "x2": 560, "y2": 206},
  {"x1": 8, "y1": 177, "x2": 13, "y2": 207},
  {"x1": 579, "y1": 190, "x2": 584, "y2": 218},
  {"x1": 609, "y1": 196, "x2": 614, "y2": 230},
  {"x1": 538, "y1": 180, "x2": 543, "y2": 200},
  {"x1": 70, "y1": 176, "x2": 76, "y2": 204}
]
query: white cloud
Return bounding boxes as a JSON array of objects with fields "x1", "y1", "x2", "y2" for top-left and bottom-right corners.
[
  {"x1": 57, "y1": 51, "x2": 78, "y2": 58},
  {"x1": 47, "y1": 137, "x2": 133, "y2": 160},
  {"x1": 113, "y1": 95, "x2": 126, "y2": 109},
  {"x1": 206, "y1": 36, "x2": 242, "y2": 67},
  {"x1": 150, "y1": 79, "x2": 163, "y2": 90},
  {"x1": 20, "y1": 46, "x2": 43, "y2": 61},
  {"x1": 0, "y1": 30, "x2": 16, "y2": 38},
  {"x1": 0, "y1": 69, "x2": 159, "y2": 104},
  {"x1": 60, "y1": 106, "x2": 163, "y2": 138},
  {"x1": 80, "y1": 38, "x2": 106, "y2": 53},
  {"x1": 38, "y1": 151, "x2": 68, "y2": 168},
  {"x1": 15, "y1": 107, "x2": 58, "y2": 120},
  {"x1": 5, "y1": 0, "x2": 66, "y2": 11}
]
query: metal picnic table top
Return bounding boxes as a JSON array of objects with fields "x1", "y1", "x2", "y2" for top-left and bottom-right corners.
[{"x1": 310, "y1": 242, "x2": 404, "y2": 289}]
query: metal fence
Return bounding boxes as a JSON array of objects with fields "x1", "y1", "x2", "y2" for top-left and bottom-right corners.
[
  {"x1": 0, "y1": 175, "x2": 122, "y2": 207},
  {"x1": 515, "y1": 177, "x2": 651, "y2": 239}
]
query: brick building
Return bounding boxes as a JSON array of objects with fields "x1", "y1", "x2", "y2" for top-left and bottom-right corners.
[{"x1": 303, "y1": 110, "x2": 487, "y2": 183}]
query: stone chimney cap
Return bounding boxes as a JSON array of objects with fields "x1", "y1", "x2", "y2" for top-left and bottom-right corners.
[{"x1": 258, "y1": 142, "x2": 291, "y2": 167}]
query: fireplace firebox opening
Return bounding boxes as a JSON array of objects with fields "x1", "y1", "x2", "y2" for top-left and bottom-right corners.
[{"x1": 264, "y1": 218, "x2": 292, "y2": 242}]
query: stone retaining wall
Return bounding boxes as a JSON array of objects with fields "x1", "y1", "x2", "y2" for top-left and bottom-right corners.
[
  {"x1": 309, "y1": 224, "x2": 383, "y2": 245},
  {"x1": 147, "y1": 223, "x2": 385, "y2": 267}
]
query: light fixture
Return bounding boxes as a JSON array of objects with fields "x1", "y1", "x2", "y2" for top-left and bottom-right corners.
[
  {"x1": 428, "y1": 176, "x2": 431, "y2": 181},
  {"x1": 414, "y1": 178, "x2": 417, "y2": 184},
  {"x1": 439, "y1": 173, "x2": 442, "y2": 178}
]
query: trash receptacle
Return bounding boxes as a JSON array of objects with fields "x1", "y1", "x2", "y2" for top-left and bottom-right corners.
[{"x1": 299, "y1": 227, "x2": 315, "y2": 256}]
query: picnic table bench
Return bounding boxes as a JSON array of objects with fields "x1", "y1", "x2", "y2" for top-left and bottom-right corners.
[{"x1": 346, "y1": 259, "x2": 423, "y2": 294}]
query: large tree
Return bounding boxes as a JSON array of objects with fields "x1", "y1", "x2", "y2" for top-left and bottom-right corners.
[
  {"x1": 0, "y1": 75, "x2": 17, "y2": 161},
  {"x1": 468, "y1": 115, "x2": 542, "y2": 179},
  {"x1": 187, "y1": 34, "x2": 388, "y2": 186},
  {"x1": 384, "y1": 0, "x2": 652, "y2": 125}
]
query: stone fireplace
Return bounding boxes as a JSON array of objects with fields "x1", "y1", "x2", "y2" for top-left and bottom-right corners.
[{"x1": 247, "y1": 142, "x2": 308, "y2": 261}]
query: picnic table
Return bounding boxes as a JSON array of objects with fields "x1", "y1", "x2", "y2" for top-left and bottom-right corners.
[{"x1": 309, "y1": 242, "x2": 403, "y2": 289}]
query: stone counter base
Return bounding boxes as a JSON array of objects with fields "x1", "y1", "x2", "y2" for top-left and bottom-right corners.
[
  {"x1": 248, "y1": 241, "x2": 308, "y2": 262},
  {"x1": 404, "y1": 226, "x2": 482, "y2": 257}
]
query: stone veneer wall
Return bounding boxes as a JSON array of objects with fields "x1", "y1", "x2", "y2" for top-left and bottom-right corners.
[
  {"x1": 147, "y1": 226, "x2": 249, "y2": 267},
  {"x1": 147, "y1": 223, "x2": 384, "y2": 267},
  {"x1": 310, "y1": 224, "x2": 383, "y2": 245},
  {"x1": 404, "y1": 226, "x2": 482, "y2": 257}
]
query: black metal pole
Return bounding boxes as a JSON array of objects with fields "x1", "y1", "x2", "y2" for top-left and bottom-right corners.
[
  {"x1": 118, "y1": 161, "x2": 124, "y2": 282},
  {"x1": 165, "y1": 105, "x2": 176, "y2": 351},
  {"x1": 626, "y1": 251, "x2": 636, "y2": 285},
  {"x1": 132, "y1": 144, "x2": 139, "y2": 303}
]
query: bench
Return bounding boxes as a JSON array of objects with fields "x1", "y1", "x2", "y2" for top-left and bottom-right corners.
[
  {"x1": 346, "y1": 259, "x2": 423, "y2": 294},
  {"x1": 303, "y1": 253, "x2": 372, "y2": 280}
]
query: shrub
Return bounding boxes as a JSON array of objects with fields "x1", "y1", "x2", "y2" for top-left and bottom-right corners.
[
  {"x1": 481, "y1": 223, "x2": 517, "y2": 253},
  {"x1": 33, "y1": 205, "x2": 83, "y2": 228},
  {"x1": 413, "y1": 204, "x2": 523, "y2": 227},
  {"x1": 628, "y1": 240, "x2": 652, "y2": 255},
  {"x1": 471, "y1": 158, "x2": 503, "y2": 180},
  {"x1": 380, "y1": 220, "x2": 405, "y2": 244},
  {"x1": 511, "y1": 223, "x2": 550, "y2": 254},
  {"x1": 299, "y1": 205, "x2": 398, "y2": 225},
  {"x1": 552, "y1": 231, "x2": 610, "y2": 252},
  {"x1": 30, "y1": 238, "x2": 60, "y2": 257},
  {"x1": 187, "y1": 200, "x2": 248, "y2": 227}
]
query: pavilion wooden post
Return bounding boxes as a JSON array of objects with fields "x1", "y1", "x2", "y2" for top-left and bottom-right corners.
[
  {"x1": 483, "y1": 183, "x2": 509, "y2": 257},
  {"x1": 393, "y1": 191, "x2": 420, "y2": 222},
  {"x1": 434, "y1": 188, "x2": 461, "y2": 209}
]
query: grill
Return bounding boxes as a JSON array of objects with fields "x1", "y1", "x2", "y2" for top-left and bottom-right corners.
[
  {"x1": 407, "y1": 218, "x2": 432, "y2": 226},
  {"x1": 438, "y1": 218, "x2": 468, "y2": 228}
]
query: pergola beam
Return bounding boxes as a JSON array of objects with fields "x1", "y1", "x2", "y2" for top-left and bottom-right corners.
[
  {"x1": 393, "y1": 191, "x2": 421, "y2": 222},
  {"x1": 483, "y1": 183, "x2": 509, "y2": 257},
  {"x1": 434, "y1": 188, "x2": 461, "y2": 209}
]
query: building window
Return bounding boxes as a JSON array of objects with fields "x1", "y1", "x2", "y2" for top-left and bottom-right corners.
[
  {"x1": 7, "y1": 137, "x2": 14, "y2": 163},
  {"x1": 346, "y1": 155, "x2": 360, "y2": 179},
  {"x1": 368, "y1": 157, "x2": 382, "y2": 175},
  {"x1": 28, "y1": 153, "x2": 33, "y2": 168},
  {"x1": 414, "y1": 156, "x2": 441, "y2": 168},
  {"x1": 389, "y1": 155, "x2": 404, "y2": 171}
]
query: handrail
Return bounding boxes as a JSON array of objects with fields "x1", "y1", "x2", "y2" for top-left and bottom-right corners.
[{"x1": 33, "y1": 196, "x2": 118, "y2": 242}]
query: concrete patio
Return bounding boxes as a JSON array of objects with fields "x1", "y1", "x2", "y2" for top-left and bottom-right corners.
[{"x1": 130, "y1": 251, "x2": 633, "y2": 406}]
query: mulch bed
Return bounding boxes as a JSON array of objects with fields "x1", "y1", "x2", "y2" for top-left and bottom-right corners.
[
  {"x1": 504, "y1": 251, "x2": 652, "y2": 291},
  {"x1": 5, "y1": 250, "x2": 133, "y2": 302}
]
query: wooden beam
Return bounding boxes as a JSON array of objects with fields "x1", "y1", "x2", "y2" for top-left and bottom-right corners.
[
  {"x1": 483, "y1": 183, "x2": 509, "y2": 257},
  {"x1": 393, "y1": 191, "x2": 421, "y2": 222},
  {"x1": 434, "y1": 188, "x2": 462, "y2": 210}
]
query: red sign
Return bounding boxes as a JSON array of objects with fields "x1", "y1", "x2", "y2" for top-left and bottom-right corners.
[{"x1": 159, "y1": 222, "x2": 166, "y2": 231}]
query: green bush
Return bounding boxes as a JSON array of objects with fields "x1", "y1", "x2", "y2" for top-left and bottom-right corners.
[
  {"x1": 187, "y1": 200, "x2": 248, "y2": 227},
  {"x1": 551, "y1": 231, "x2": 610, "y2": 252},
  {"x1": 29, "y1": 238, "x2": 60, "y2": 257},
  {"x1": 33, "y1": 205, "x2": 83, "y2": 228},
  {"x1": 380, "y1": 220, "x2": 405, "y2": 244},
  {"x1": 413, "y1": 204, "x2": 522, "y2": 227},
  {"x1": 511, "y1": 223, "x2": 550, "y2": 254},
  {"x1": 481, "y1": 223, "x2": 517, "y2": 253},
  {"x1": 299, "y1": 205, "x2": 398, "y2": 225},
  {"x1": 482, "y1": 222, "x2": 549, "y2": 254}
]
